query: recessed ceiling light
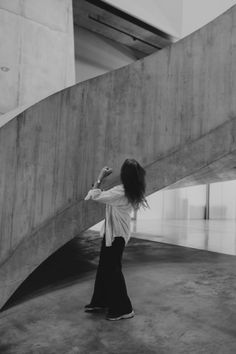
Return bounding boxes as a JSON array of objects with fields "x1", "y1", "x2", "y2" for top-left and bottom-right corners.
[{"x1": 1, "y1": 67, "x2": 10, "y2": 72}]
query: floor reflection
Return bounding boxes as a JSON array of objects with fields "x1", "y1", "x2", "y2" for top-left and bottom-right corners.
[{"x1": 132, "y1": 219, "x2": 236, "y2": 256}]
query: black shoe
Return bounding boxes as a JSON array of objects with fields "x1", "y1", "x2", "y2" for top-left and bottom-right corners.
[
  {"x1": 106, "y1": 310, "x2": 135, "y2": 321},
  {"x1": 84, "y1": 304, "x2": 107, "y2": 313}
]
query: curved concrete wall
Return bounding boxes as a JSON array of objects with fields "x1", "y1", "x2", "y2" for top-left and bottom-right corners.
[{"x1": 1, "y1": 5, "x2": 236, "y2": 309}]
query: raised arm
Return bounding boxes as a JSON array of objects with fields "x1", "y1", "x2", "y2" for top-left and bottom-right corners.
[
  {"x1": 85, "y1": 167, "x2": 124, "y2": 205},
  {"x1": 92, "y1": 166, "x2": 113, "y2": 189}
]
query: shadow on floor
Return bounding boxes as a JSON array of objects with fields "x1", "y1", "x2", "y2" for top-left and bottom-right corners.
[
  {"x1": 1, "y1": 232, "x2": 236, "y2": 354},
  {"x1": 2, "y1": 230, "x2": 228, "y2": 311},
  {"x1": 2, "y1": 231, "x2": 101, "y2": 311}
]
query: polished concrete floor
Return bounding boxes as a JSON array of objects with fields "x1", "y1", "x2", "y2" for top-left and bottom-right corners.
[
  {"x1": 132, "y1": 219, "x2": 236, "y2": 256},
  {"x1": 1, "y1": 228, "x2": 236, "y2": 353}
]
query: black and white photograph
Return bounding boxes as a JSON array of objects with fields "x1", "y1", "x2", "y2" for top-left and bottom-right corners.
[{"x1": 1, "y1": 0, "x2": 236, "y2": 353}]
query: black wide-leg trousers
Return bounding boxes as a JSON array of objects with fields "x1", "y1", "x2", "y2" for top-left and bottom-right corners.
[{"x1": 90, "y1": 236, "x2": 133, "y2": 315}]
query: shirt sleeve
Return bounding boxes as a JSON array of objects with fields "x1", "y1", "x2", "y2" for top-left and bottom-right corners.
[{"x1": 84, "y1": 186, "x2": 123, "y2": 205}]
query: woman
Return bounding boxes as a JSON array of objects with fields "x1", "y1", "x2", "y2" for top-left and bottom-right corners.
[{"x1": 84, "y1": 158, "x2": 147, "y2": 321}]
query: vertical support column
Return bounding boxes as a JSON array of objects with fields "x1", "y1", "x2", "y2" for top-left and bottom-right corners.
[{"x1": 205, "y1": 184, "x2": 210, "y2": 220}]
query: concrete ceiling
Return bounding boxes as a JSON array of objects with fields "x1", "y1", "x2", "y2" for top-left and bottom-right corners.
[{"x1": 73, "y1": 0, "x2": 173, "y2": 58}]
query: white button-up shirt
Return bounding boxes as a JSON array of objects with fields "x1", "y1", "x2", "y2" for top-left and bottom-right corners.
[{"x1": 85, "y1": 184, "x2": 133, "y2": 247}]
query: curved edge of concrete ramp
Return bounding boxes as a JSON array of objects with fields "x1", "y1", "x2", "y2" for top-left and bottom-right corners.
[{"x1": 1, "y1": 5, "x2": 236, "y2": 309}]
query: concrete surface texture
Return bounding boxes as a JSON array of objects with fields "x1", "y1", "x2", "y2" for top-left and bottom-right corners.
[
  {"x1": 0, "y1": 0, "x2": 75, "y2": 115},
  {"x1": 1, "y1": 232, "x2": 236, "y2": 354},
  {"x1": 2, "y1": 5, "x2": 236, "y2": 309}
]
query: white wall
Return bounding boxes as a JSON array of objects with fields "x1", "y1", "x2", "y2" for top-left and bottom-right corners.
[
  {"x1": 138, "y1": 180, "x2": 236, "y2": 221},
  {"x1": 182, "y1": 0, "x2": 236, "y2": 37},
  {"x1": 74, "y1": 26, "x2": 136, "y2": 83},
  {"x1": 138, "y1": 185, "x2": 206, "y2": 220},
  {"x1": 210, "y1": 181, "x2": 236, "y2": 219},
  {"x1": 0, "y1": 0, "x2": 75, "y2": 116},
  {"x1": 139, "y1": 180, "x2": 236, "y2": 221},
  {"x1": 104, "y1": 0, "x2": 183, "y2": 38}
]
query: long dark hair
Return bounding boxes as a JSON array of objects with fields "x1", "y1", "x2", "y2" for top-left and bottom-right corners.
[{"x1": 120, "y1": 158, "x2": 147, "y2": 210}]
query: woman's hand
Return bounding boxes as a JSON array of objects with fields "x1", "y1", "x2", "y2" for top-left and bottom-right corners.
[
  {"x1": 100, "y1": 166, "x2": 113, "y2": 179},
  {"x1": 92, "y1": 166, "x2": 112, "y2": 189}
]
